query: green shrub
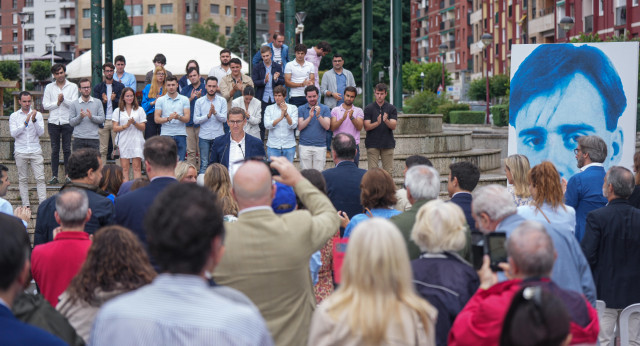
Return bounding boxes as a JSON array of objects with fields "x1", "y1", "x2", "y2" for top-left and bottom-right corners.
[
  {"x1": 449, "y1": 111, "x2": 485, "y2": 124},
  {"x1": 403, "y1": 91, "x2": 447, "y2": 114},
  {"x1": 491, "y1": 104, "x2": 509, "y2": 127},
  {"x1": 437, "y1": 103, "x2": 470, "y2": 123}
]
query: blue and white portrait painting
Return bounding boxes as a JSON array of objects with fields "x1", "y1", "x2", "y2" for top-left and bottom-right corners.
[{"x1": 509, "y1": 43, "x2": 638, "y2": 179}]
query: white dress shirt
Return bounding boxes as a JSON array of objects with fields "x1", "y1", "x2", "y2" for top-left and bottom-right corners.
[
  {"x1": 208, "y1": 65, "x2": 232, "y2": 84},
  {"x1": 9, "y1": 108, "x2": 45, "y2": 154},
  {"x1": 42, "y1": 80, "x2": 79, "y2": 125},
  {"x1": 229, "y1": 133, "x2": 246, "y2": 178}
]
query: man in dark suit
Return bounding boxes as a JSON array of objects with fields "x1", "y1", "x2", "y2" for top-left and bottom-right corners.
[
  {"x1": 115, "y1": 136, "x2": 178, "y2": 246},
  {"x1": 565, "y1": 135, "x2": 608, "y2": 242},
  {"x1": 252, "y1": 45, "x2": 285, "y2": 142},
  {"x1": 93, "y1": 62, "x2": 125, "y2": 163},
  {"x1": 448, "y1": 161, "x2": 480, "y2": 232},
  {"x1": 322, "y1": 133, "x2": 366, "y2": 235},
  {"x1": 0, "y1": 213, "x2": 66, "y2": 345},
  {"x1": 210, "y1": 107, "x2": 266, "y2": 178},
  {"x1": 581, "y1": 166, "x2": 640, "y2": 345}
]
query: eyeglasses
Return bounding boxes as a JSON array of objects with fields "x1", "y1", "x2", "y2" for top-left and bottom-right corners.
[
  {"x1": 573, "y1": 148, "x2": 581, "y2": 155},
  {"x1": 228, "y1": 120, "x2": 244, "y2": 125},
  {"x1": 104, "y1": 69, "x2": 114, "y2": 73}
]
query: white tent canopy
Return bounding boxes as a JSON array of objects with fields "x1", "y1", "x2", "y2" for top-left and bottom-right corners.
[{"x1": 66, "y1": 33, "x2": 248, "y2": 79}]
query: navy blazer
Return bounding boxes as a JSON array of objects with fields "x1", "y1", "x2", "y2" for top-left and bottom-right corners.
[
  {"x1": 322, "y1": 161, "x2": 366, "y2": 220},
  {"x1": 251, "y1": 61, "x2": 285, "y2": 102},
  {"x1": 114, "y1": 177, "x2": 178, "y2": 246},
  {"x1": 93, "y1": 80, "x2": 126, "y2": 118},
  {"x1": 209, "y1": 133, "x2": 266, "y2": 168},
  {"x1": 565, "y1": 165, "x2": 607, "y2": 242},
  {"x1": 449, "y1": 192, "x2": 477, "y2": 232},
  {"x1": 0, "y1": 305, "x2": 65, "y2": 345}
]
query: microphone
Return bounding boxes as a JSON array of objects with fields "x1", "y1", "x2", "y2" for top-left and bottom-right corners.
[{"x1": 238, "y1": 143, "x2": 245, "y2": 158}]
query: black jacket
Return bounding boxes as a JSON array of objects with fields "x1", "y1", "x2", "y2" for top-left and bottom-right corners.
[{"x1": 93, "y1": 80, "x2": 126, "y2": 119}]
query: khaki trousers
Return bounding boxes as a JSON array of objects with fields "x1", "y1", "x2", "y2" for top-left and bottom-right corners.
[
  {"x1": 366, "y1": 148, "x2": 394, "y2": 176},
  {"x1": 99, "y1": 120, "x2": 116, "y2": 163},
  {"x1": 186, "y1": 126, "x2": 200, "y2": 169}
]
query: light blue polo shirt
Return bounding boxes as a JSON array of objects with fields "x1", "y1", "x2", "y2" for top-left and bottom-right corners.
[{"x1": 156, "y1": 93, "x2": 190, "y2": 136}]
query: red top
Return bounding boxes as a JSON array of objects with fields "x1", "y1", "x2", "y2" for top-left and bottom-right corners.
[{"x1": 31, "y1": 231, "x2": 91, "y2": 307}]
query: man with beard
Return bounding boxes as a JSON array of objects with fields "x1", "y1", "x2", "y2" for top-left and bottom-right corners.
[
  {"x1": 208, "y1": 49, "x2": 233, "y2": 84},
  {"x1": 194, "y1": 76, "x2": 228, "y2": 173},
  {"x1": 297, "y1": 86, "x2": 330, "y2": 170},
  {"x1": 220, "y1": 58, "x2": 255, "y2": 112},
  {"x1": 93, "y1": 62, "x2": 125, "y2": 163},
  {"x1": 71, "y1": 78, "x2": 105, "y2": 151},
  {"x1": 564, "y1": 135, "x2": 608, "y2": 242},
  {"x1": 252, "y1": 46, "x2": 285, "y2": 141},
  {"x1": 330, "y1": 86, "x2": 363, "y2": 163},
  {"x1": 252, "y1": 32, "x2": 289, "y2": 67},
  {"x1": 180, "y1": 67, "x2": 206, "y2": 168},
  {"x1": 154, "y1": 76, "x2": 190, "y2": 161}
]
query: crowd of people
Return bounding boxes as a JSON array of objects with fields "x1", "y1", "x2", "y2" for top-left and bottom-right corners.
[{"x1": 1, "y1": 32, "x2": 639, "y2": 346}]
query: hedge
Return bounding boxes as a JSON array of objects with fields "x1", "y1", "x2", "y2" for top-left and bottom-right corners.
[
  {"x1": 437, "y1": 103, "x2": 470, "y2": 123},
  {"x1": 449, "y1": 111, "x2": 485, "y2": 124},
  {"x1": 491, "y1": 104, "x2": 509, "y2": 127}
]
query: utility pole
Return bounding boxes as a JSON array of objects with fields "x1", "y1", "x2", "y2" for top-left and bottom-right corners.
[{"x1": 90, "y1": 0, "x2": 102, "y2": 86}]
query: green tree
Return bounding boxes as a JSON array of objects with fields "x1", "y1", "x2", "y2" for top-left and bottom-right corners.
[
  {"x1": 402, "y1": 61, "x2": 450, "y2": 93},
  {"x1": 467, "y1": 74, "x2": 510, "y2": 100},
  {"x1": 226, "y1": 19, "x2": 248, "y2": 56},
  {"x1": 29, "y1": 61, "x2": 51, "y2": 83},
  {"x1": 113, "y1": 0, "x2": 133, "y2": 39},
  {"x1": 190, "y1": 19, "x2": 222, "y2": 45},
  {"x1": 145, "y1": 23, "x2": 158, "y2": 33},
  {"x1": 404, "y1": 90, "x2": 449, "y2": 114},
  {"x1": 0, "y1": 61, "x2": 20, "y2": 81}
]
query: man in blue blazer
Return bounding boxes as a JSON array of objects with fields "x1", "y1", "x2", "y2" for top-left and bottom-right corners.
[
  {"x1": 115, "y1": 136, "x2": 178, "y2": 247},
  {"x1": 252, "y1": 45, "x2": 285, "y2": 142},
  {"x1": 565, "y1": 135, "x2": 608, "y2": 242},
  {"x1": 322, "y1": 133, "x2": 366, "y2": 236},
  {"x1": 0, "y1": 213, "x2": 66, "y2": 346},
  {"x1": 209, "y1": 107, "x2": 266, "y2": 177},
  {"x1": 252, "y1": 32, "x2": 289, "y2": 67},
  {"x1": 447, "y1": 161, "x2": 481, "y2": 232}
]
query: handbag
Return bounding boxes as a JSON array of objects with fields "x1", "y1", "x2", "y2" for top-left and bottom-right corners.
[{"x1": 112, "y1": 109, "x2": 121, "y2": 159}]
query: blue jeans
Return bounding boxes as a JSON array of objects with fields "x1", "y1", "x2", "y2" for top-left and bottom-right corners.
[
  {"x1": 326, "y1": 130, "x2": 333, "y2": 151},
  {"x1": 168, "y1": 135, "x2": 187, "y2": 161},
  {"x1": 354, "y1": 146, "x2": 360, "y2": 165},
  {"x1": 267, "y1": 146, "x2": 296, "y2": 163},
  {"x1": 198, "y1": 138, "x2": 215, "y2": 174},
  {"x1": 289, "y1": 96, "x2": 307, "y2": 107}
]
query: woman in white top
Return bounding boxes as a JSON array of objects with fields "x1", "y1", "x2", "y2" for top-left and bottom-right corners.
[
  {"x1": 232, "y1": 86, "x2": 262, "y2": 139},
  {"x1": 113, "y1": 88, "x2": 147, "y2": 180},
  {"x1": 517, "y1": 161, "x2": 576, "y2": 234}
]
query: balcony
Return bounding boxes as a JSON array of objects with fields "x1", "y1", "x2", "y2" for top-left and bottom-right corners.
[
  {"x1": 470, "y1": 9, "x2": 482, "y2": 24},
  {"x1": 529, "y1": 12, "x2": 554, "y2": 34},
  {"x1": 616, "y1": 6, "x2": 626, "y2": 26},
  {"x1": 584, "y1": 14, "x2": 593, "y2": 32},
  {"x1": 58, "y1": 35, "x2": 75, "y2": 43},
  {"x1": 448, "y1": 39, "x2": 455, "y2": 49},
  {"x1": 59, "y1": 17, "x2": 74, "y2": 27}
]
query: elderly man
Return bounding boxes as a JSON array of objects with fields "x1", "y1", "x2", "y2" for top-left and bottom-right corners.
[
  {"x1": 213, "y1": 157, "x2": 340, "y2": 345},
  {"x1": 390, "y1": 165, "x2": 440, "y2": 259},
  {"x1": 449, "y1": 221, "x2": 599, "y2": 345},
  {"x1": 471, "y1": 184, "x2": 596, "y2": 305},
  {"x1": 92, "y1": 184, "x2": 272, "y2": 345},
  {"x1": 582, "y1": 166, "x2": 640, "y2": 345},
  {"x1": 31, "y1": 189, "x2": 93, "y2": 307},
  {"x1": 565, "y1": 135, "x2": 608, "y2": 242}
]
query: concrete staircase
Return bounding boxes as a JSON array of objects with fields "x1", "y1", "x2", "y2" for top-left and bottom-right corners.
[{"x1": 0, "y1": 112, "x2": 508, "y2": 241}]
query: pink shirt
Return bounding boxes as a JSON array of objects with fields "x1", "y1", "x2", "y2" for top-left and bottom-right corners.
[
  {"x1": 331, "y1": 105, "x2": 364, "y2": 144},
  {"x1": 305, "y1": 48, "x2": 322, "y2": 89}
]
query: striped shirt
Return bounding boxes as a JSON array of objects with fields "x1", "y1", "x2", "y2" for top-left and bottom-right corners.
[{"x1": 90, "y1": 274, "x2": 273, "y2": 346}]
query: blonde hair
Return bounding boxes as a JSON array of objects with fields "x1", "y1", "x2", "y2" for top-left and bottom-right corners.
[
  {"x1": 324, "y1": 218, "x2": 436, "y2": 344},
  {"x1": 411, "y1": 199, "x2": 467, "y2": 253},
  {"x1": 204, "y1": 163, "x2": 239, "y2": 216},
  {"x1": 175, "y1": 161, "x2": 197, "y2": 182},
  {"x1": 504, "y1": 154, "x2": 531, "y2": 198},
  {"x1": 148, "y1": 65, "x2": 167, "y2": 98}
]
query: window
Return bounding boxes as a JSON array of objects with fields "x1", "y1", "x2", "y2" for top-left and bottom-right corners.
[
  {"x1": 160, "y1": 24, "x2": 173, "y2": 32},
  {"x1": 225, "y1": 5, "x2": 231, "y2": 16},
  {"x1": 25, "y1": 45, "x2": 34, "y2": 53},
  {"x1": 148, "y1": 4, "x2": 156, "y2": 14},
  {"x1": 13, "y1": 30, "x2": 18, "y2": 42},
  {"x1": 83, "y1": 8, "x2": 90, "y2": 17},
  {"x1": 133, "y1": 25, "x2": 143, "y2": 34},
  {"x1": 124, "y1": 5, "x2": 143, "y2": 16},
  {"x1": 26, "y1": 12, "x2": 34, "y2": 23},
  {"x1": 45, "y1": 10, "x2": 55, "y2": 19},
  {"x1": 225, "y1": 26, "x2": 231, "y2": 35},
  {"x1": 257, "y1": 12, "x2": 267, "y2": 24},
  {"x1": 161, "y1": 4, "x2": 173, "y2": 14},
  {"x1": 186, "y1": 3, "x2": 190, "y2": 12},
  {"x1": 275, "y1": 11, "x2": 281, "y2": 22},
  {"x1": 241, "y1": 8, "x2": 247, "y2": 18},
  {"x1": 12, "y1": 0, "x2": 17, "y2": 8},
  {"x1": 25, "y1": 0, "x2": 34, "y2": 6},
  {"x1": 24, "y1": 29, "x2": 33, "y2": 40},
  {"x1": 210, "y1": 4, "x2": 219, "y2": 14},
  {"x1": 13, "y1": 46, "x2": 18, "y2": 55},
  {"x1": 83, "y1": 29, "x2": 91, "y2": 38}
]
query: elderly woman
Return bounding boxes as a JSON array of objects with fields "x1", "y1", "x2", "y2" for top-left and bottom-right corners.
[
  {"x1": 504, "y1": 154, "x2": 532, "y2": 206},
  {"x1": 341, "y1": 168, "x2": 401, "y2": 237},
  {"x1": 517, "y1": 161, "x2": 576, "y2": 234},
  {"x1": 308, "y1": 218, "x2": 437, "y2": 345},
  {"x1": 410, "y1": 199, "x2": 479, "y2": 346}
]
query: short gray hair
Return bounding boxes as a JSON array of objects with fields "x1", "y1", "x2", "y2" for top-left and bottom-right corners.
[
  {"x1": 578, "y1": 135, "x2": 607, "y2": 163},
  {"x1": 471, "y1": 184, "x2": 517, "y2": 221},
  {"x1": 506, "y1": 221, "x2": 555, "y2": 277},
  {"x1": 405, "y1": 165, "x2": 440, "y2": 201},
  {"x1": 55, "y1": 188, "x2": 89, "y2": 228},
  {"x1": 606, "y1": 166, "x2": 634, "y2": 198}
]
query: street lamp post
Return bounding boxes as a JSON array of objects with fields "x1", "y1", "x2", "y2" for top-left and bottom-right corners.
[
  {"x1": 420, "y1": 71, "x2": 425, "y2": 92},
  {"x1": 18, "y1": 12, "x2": 28, "y2": 91},
  {"x1": 295, "y1": 11, "x2": 306, "y2": 44},
  {"x1": 239, "y1": 45, "x2": 246, "y2": 61},
  {"x1": 438, "y1": 43, "x2": 447, "y2": 94},
  {"x1": 47, "y1": 33, "x2": 57, "y2": 67},
  {"x1": 559, "y1": 16, "x2": 575, "y2": 42},
  {"x1": 481, "y1": 33, "x2": 493, "y2": 124}
]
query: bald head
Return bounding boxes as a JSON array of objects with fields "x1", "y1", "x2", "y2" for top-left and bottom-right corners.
[{"x1": 232, "y1": 161, "x2": 274, "y2": 209}]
